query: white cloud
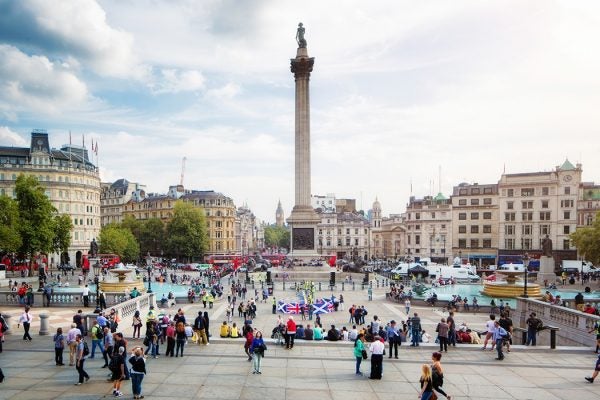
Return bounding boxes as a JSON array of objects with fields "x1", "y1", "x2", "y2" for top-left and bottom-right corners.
[
  {"x1": 0, "y1": 126, "x2": 27, "y2": 146},
  {"x1": 0, "y1": 45, "x2": 88, "y2": 116},
  {"x1": 150, "y1": 69, "x2": 206, "y2": 94}
]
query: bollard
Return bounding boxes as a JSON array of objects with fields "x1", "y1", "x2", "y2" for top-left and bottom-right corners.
[
  {"x1": 550, "y1": 329, "x2": 557, "y2": 349},
  {"x1": 252, "y1": 281, "x2": 255, "y2": 290},
  {"x1": 39, "y1": 313, "x2": 50, "y2": 335},
  {"x1": 385, "y1": 279, "x2": 388, "y2": 287},
  {"x1": 352, "y1": 282, "x2": 355, "y2": 291},
  {"x1": 283, "y1": 282, "x2": 286, "y2": 291},
  {"x1": 318, "y1": 282, "x2": 322, "y2": 291},
  {"x1": 342, "y1": 282, "x2": 345, "y2": 291},
  {"x1": 370, "y1": 281, "x2": 373, "y2": 289},
  {"x1": 377, "y1": 280, "x2": 380, "y2": 288}
]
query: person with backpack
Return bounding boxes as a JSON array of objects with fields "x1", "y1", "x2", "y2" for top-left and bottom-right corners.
[
  {"x1": 175, "y1": 321, "x2": 186, "y2": 357},
  {"x1": 75, "y1": 334, "x2": 90, "y2": 385},
  {"x1": 525, "y1": 312, "x2": 542, "y2": 346},
  {"x1": 0, "y1": 312, "x2": 8, "y2": 353},
  {"x1": 250, "y1": 330, "x2": 266, "y2": 374},
  {"x1": 53, "y1": 327, "x2": 65, "y2": 366},
  {"x1": 110, "y1": 346, "x2": 126, "y2": 397},
  {"x1": 90, "y1": 321, "x2": 105, "y2": 359},
  {"x1": 431, "y1": 351, "x2": 452, "y2": 399},
  {"x1": 193, "y1": 311, "x2": 208, "y2": 345}
]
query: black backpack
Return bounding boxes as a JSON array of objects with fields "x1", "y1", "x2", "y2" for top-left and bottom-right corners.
[
  {"x1": 82, "y1": 341, "x2": 90, "y2": 357},
  {"x1": 94, "y1": 326, "x2": 104, "y2": 340}
]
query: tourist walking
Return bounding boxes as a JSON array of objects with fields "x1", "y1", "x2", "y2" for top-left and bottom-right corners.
[
  {"x1": 588, "y1": 318, "x2": 600, "y2": 354},
  {"x1": 165, "y1": 321, "x2": 176, "y2": 357},
  {"x1": 410, "y1": 313, "x2": 421, "y2": 347},
  {"x1": 436, "y1": 318, "x2": 449, "y2": 353},
  {"x1": 482, "y1": 315, "x2": 496, "y2": 350},
  {"x1": 129, "y1": 347, "x2": 147, "y2": 399},
  {"x1": 250, "y1": 330, "x2": 266, "y2": 374},
  {"x1": 18, "y1": 306, "x2": 33, "y2": 341},
  {"x1": 526, "y1": 312, "x2": 541, "y2": 346},
  {"x1": 193, "y1": 311, "x2": 208, "y2": 345},
  {"x1": 386, "y1": 320, "x2": 400, "y2": 359},
  {"x1": 74, "y1": 334, "x2": 90, "y2": 385},
  {"x1": 175, "y1": 321, "x2": 186, "y2": 357},
  {"x1": 203, "y1": 311, "x2": 210, "y2": 344},
  {"x1": 353, "y1": 333, "x2": 366, "y2": 376},
  {"x1": 110, "y1": 346, "x2": 126, "y2": 397},
  {"x1": 132, "y1": 311, "x2": 142, "y2": 339},
  {"x1": 431, "y1": 352, "x2": 452, "y2": 399},
  {"x1": 447, "y1": 311, "x2": 456, "y2": 347},
  {"x1": 418, "y1": 364, "x2": 434, "y2": 400},
  {"x1": 244, "y1": 326, "x2": 254, "y2": 361},
  {"x1": 285, "y1": 316, "x2": 296, "y2": 349},
  {"x1": 90, "y1": 321, "x2": 105, "y2": 358},
  {"x1": 67, "y1": 323, "x2": 81, "y2": 366},
  {"x1": 405, "y1": 299, "x2": 411, "y2": 315},
  {"x1": 368, "y1": 336, "x2": 385, "y2": 379},
  {"x1": 492, "y1": 321, "x2": 507, "y2": 361},
  {"x1": 53, "y1": 327, "x2": 65, "y2": 366}
]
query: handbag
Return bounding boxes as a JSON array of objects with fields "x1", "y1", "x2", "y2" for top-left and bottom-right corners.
[{"x1": 361, "y1": 349, "x2": 368, "y2": 360}]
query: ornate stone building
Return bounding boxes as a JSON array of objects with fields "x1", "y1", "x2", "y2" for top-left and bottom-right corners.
[
  {"x1": 236, "y1": 205, "x2": 265, "y2": 255},
  {"x1": 497, "y1": 160, "x2": 580, "y2": 266},
  {"x1": 450, "y1": 182, "x2": 499, "y2": 267},
  {"x1": 122, "y1": 186, "x2": 237, "y2": 255},
  {"x1": 577, "y1": 182, "x2": 600, "y2": 227},
  {"x1": 0, "y1": 130, "x2": 101, "y2": 267},
  {"x1": 100, "y1": 179, "x2": 146, "y2": 226}
]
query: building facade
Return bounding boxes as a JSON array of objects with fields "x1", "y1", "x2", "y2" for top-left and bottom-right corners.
[
  {"x1": 311, "y1": 193, "x2": 336, "y2": 213},
  {"x1": 577, "y1": 182, "x2": 600, "y2": 228},
  {"x1": 404, "y1": 194, "x2": 452, "y2": 264},
  {"x1": 451, "y1": 182, "x2": 499, "y2": 267},
  {"x1": 236, "y1": 205, "x2": 265, "y2": 255},
  {"x1": 0, "y1": 130, "x2": 101, "y2": 267},
  {"x1": 497, "y1": 160, "x2": 580, "y2": 266},
  {"x1": 100, "y1": 179, "x2": 146, "y2": 226}
]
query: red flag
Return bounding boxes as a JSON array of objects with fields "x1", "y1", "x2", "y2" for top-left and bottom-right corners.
[{"x1": 328, "y1": 255, "x2": 337, "y2": 267}]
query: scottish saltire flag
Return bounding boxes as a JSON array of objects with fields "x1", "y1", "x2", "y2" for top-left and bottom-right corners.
[
  {"x1": 277, "y1": 298, "x2": 334, "y2": 314},
  {"x1": 312, "y1": 299, "x2": 334, "y2": 314}
]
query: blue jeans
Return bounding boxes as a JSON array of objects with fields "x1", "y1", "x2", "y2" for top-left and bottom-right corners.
[
  {"x1": 411, "y1": 330, "x2": 420, "y2": 346},
  {"x1": 355, "y1": 356, "x2": 362, "y2": 374},
  {"x1": 91, "y1": 339, "x2": 104, "y2": 358},
  {"x1": 495, "y1": 339, "x2": 504, "y2": 359},
  {"x1": 421, "y1": 391, "x2": 433, "y2": 400},
  {"x1": 526, "y1": 329, "x2": 536, "y2": 346},
  {"x1": 130, "y1": 372, "x2": 144, "y2": 396}
]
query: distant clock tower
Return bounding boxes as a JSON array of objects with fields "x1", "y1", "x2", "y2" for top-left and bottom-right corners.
[{"x1": 275, "y1": 200, "x2": 285, "y2": 227}]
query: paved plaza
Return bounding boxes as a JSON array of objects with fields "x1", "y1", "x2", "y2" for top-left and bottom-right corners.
[{"x1": 0, "y1": 283, "x2": 598, "y2": 400}]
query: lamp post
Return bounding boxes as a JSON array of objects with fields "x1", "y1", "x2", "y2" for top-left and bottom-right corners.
[
  {"x1": 93, "y1": 262, "x2": 101, "y2": 313},
  {"x1": 522, "y1": 252, "x2": 529, "y2": 298},
  {"x1": 146, "y1": 264, "x2": 153, "y2": 293}
]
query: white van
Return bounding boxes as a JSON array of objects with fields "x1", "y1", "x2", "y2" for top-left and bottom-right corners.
[
  {"x1": 429, "y1": 266, "x2": 481, "y2": 283},
  {"x1": 390, "y1": 262, "x2": 420, "y2": 278},
  {"x1": 562, "y1": 260, "x2": 596, "y2": 274}
]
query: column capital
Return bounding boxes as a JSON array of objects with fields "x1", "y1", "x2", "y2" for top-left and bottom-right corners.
[{"x1": 290, "y1": 57, "x2": 314, "y2": 79}]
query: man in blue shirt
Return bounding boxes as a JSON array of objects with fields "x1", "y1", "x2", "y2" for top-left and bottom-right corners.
[
  {"x1": 386, "y1": 320, "x2": 400, "y2": 359},
  {"x1": 492, "y1": 321, "x2": 507, "y2": 361}
]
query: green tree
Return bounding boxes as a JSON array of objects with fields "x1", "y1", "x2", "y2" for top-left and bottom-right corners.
[
  {"x1": 98, "y1": 224, "x2": 140, "y2": 263},
  {"x1": 264, "y1": 225, "x2": 290, "y2": 250},
  {"x1": 121, "y1": 215, "x2": 143, "y2": 243},
  {"x1": 52, "y1": 214, "x2": 73, "y2": 256},
  {"x1": 0, "y1": 195, "x2": 22, "y2": 253},
  {"x1": 570, "y1": 212, "x2": 600, "y2": 265},
  {"x1": 15, "y1": 175, "x2": 56, "y2": 274},
  {"x1": 164, "y1": 201, "x2": 208, "y2": 262},
  {"x1": 140, "y1": 218, "x2": 165, "y2": 255}
]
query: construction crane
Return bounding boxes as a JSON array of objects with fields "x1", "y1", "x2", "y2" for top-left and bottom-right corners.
[{"x1": 179, "y1": 156, "x2": 187, "y2": 186}]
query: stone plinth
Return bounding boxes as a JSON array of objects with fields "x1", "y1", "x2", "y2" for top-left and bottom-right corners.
[{"x1": 537, "y1": 256, "x2": 557, "y2": 285}]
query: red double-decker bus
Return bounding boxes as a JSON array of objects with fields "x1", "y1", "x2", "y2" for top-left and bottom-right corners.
[
  {"x1": 261, "y1": 254, "x2": 286, "y2": 266},
  {"x1": 206, "y1": 254, "x2": 247, "y2": 270}
]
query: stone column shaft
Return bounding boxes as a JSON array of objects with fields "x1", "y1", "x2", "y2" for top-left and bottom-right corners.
[{"x1": 295, "y1": 75, "x2": 311, "y2": 207}]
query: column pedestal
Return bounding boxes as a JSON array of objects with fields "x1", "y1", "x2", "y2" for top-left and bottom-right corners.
[{"x1": 537, "y1": 256, "x2": 557, "y2": 286}]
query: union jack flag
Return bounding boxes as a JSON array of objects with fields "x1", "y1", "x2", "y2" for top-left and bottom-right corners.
[{"x1": 286, "y1": 303, "x2": 301, "y2": 314}]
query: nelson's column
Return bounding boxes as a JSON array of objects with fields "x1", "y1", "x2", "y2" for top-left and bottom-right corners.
[{"x1": 287, "y1": 23, "x2": 320, "y2": 260}]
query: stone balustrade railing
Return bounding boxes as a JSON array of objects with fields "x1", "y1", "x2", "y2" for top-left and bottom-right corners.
[
  {"x1": 515, "y1": 297, "x2": 600, "y2": 347},
  {"x1": 0, "y1": 290, "x2": 131, "y2": 308}
]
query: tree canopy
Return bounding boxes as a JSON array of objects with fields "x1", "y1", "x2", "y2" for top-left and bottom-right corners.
[
  {"x1": 98, "y1": 224, "x2": 140, "y2": 263},
  {"x1": 0, "y1": 195, "x2": 22, "y2": 253},
  {"x1": 570, "y1": 212, "x2": 600, "y2": 265},
  {"x1": 264, "y1": 225, "x2": 290, "y2": 250},
  {"x1": 164, "y1": 201, "x2": 209, "y2": 261}
]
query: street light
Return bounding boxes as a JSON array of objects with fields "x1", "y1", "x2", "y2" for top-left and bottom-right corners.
[
  {"x1": 146, "y1": 264, "x2": 153, "y2": 293},
  {"x1": 93, "y1": 273, "x2": 101, "y2": 313},
  {"x1": 522, "y1": 252, "x2": 529, "y2": 298}
]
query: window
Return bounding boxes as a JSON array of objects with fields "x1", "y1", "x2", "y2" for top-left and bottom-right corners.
[
  {"x1": 416, "y1": 213, "x2": 420, "y2": 220},
  {"x1": 458, "y1": 239, "x2": 466, "y2": 248},
  {"x1": 565, "y1": 187, "x2": 571, "y2": 195},
  {"x1": 522, "y1": 201, "x2": 533, "y2": 209},
  {"x1": 505, "y1": 212, "x2": 515, "y2": 221},
  {"x1": 540, "y1": 211, "x2": 551, "y2": 221},
  {"x1": 346, "y1": 228, "x2": 350, "y2": 235},
  {"x1": 471, "y1": 188, "x2": 480, "y2": 195},
  {"x1": 337, "y1": 239, "x2": 342, "y2": 246},
  {"x1": 459, "y1": 189, "x2": 468, "y2": 195},
  {"x1": 507, "y1": 201, "x2": 514, "y2": 210},
  {"x1": 541, "y1": 200, "x2": 549, "y2": 209},
  {"x1": 507, "y1": 189, "x2": 514, "y2": 197},
  {"x1": 458, "y1": 199, "x2": 467, "y2": 206},
  {"x1": 483, "y1": 198, "x2": 492, "y2": 205},
  {"x1": 505, "y1": 225, "x2": 515, "y2": 235},
  {"x1": 522, "y1": 225, "x2": 532, "y2": 235},
  {"x1": 471, "y1": 199, "x2": 479, "y2": 206},
  {"x1": 563, "y1": 211, "x2": 571, "y2": 219},
  {"x1": 563, "y1": 239, "x2": 570, "y2": 250},
  {"x1": 483, "y1": 225, "x2": 492, "y2": 233},
  {"x1": 459, "y1": 213, "x2": 467, "y2": 220},
  {"x1": 471, "y1": 212, "x2": 479, "y2": 220},
  {"x1": 415, "y1": 225, "x2": 420, "y2": 230},
  {"x1": 561, "y1": 200, "x2": 574, "y2": 208},
  {"x1": 540, "y1": 224, "x2": 550, "y2": 235},
  {"x1": 542, "y1": 187, "x2": 549, "y2": 195},
  {"x1": 431, "y1": 212, "x2": 436, "y2": 219},
  {"x1": 345, "y1": 238, "x2": 351, "y2": 246},
  {"x1": 522, "y1": 238, "x2": 532, "y2": 250},
  {"x1": 521, "y1": 188, "x2": 534, "y2": 197},
  {"x1": 441, "y1": 224, "x2": 446, "y2": 229},
  {"x1": 470, "y1": 239, "x2": 479, "y2": 248},
  {"x1": 483, "y1": 239, "x2": 492, "y2": 248},
  {"x1": 415, "y1": 235, "x2": 420, "y2": 245},
  {"x1": 458, "y1": 225, "x2": 467, "y2": 234},
  {"x1": 522, "y1": 212, "x2": 533, "y2": 221},
  {"x1": 354, "y1": 228, "x2": 358, "y2": 234},
  {"x1": 563, "y1": 225, "x2": 570, "y2": 234},
  {"x1": 505, "y1": 238, "x2": 515, "y2": 249},
  {"x1": 483, "y1": 212, "x2": 492, "y2": 220},
  {"x1": 471, "y1": 225, "x2": 479, "y2": 234}
]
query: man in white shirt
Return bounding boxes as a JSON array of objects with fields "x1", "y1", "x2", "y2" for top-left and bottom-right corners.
[
  {"x1": 67, "y1": 323, "x2": 82, "y2": 366},
  {"x1": 18, "y1": 306, "x2": 33, "y2": 341},
  {"x1": 369, "y1": 336, "x2": 385, "y2": 380},
  {"x1": 349, "y1": 325, "x2": 358, "y2": 341},
  {"x1": 82, "y1": 285, "x2": 90, "y2": 307}
]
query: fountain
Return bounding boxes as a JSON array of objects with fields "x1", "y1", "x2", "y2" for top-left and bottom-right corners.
[
  {"x1": 99, "y1": 265, "x2": 145, "y2": 294},
  {"x1": 482, "y1": 270, "x2": 542, "y2": 298}
]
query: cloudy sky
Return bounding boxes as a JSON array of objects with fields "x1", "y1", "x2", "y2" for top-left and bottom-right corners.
[{"x1": 1, "y1": 0, "x2": 599, "y2": 223}]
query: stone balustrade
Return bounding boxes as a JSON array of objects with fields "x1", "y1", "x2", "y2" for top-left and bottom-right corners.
[
  {"x1": 0, "y1": 290, "x2": 135, "y2": 308},
  {"x1": 515, "y1": 297, "x2": 600, "y2": 347}
]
